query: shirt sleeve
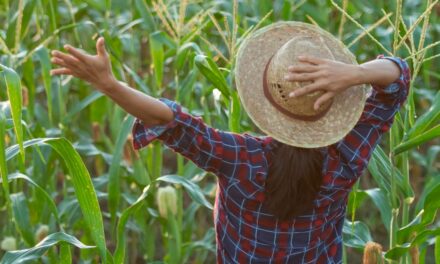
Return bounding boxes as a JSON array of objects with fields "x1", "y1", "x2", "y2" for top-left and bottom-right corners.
[
  {"x1": 131, "y1": 98, "x2": 270, "y2": 182},
  {"x1": 329, "y1": 56, "x2": 411, "y2": 181}
]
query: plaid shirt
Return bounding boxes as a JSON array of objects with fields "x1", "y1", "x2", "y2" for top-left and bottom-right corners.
[{"x1": 132, "y1": 56, "x2": 410, "y2": 263}]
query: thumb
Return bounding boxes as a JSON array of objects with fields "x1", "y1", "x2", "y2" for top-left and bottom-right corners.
[{"x1": 96, "y1": 37, "x2": 108, "y2": 57}]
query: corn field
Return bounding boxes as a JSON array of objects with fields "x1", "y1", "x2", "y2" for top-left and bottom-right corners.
[{"x1": 0, "y1": 0, "x2": 439, "y2": 263}]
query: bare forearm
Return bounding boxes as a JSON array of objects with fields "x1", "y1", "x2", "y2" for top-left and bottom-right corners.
[
  {"x1": 356, "y1": 59, "x2": 401, "y2": 88},
  {"x1": 286, "y1": 56, "x2": 405, "y2": 110},
  {"x1": 100, "y1": 80, "x2": 174, "y2": 126}
]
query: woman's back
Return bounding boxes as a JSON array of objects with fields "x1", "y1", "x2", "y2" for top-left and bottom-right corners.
[
  {"x1": 214, "y1": 136, "x2": 344, "y2": 263},
  {"x1": 131, "y1": 56, "x2": 410, "y2": 263}
]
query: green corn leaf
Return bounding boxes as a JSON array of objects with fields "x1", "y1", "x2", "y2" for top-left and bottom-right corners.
[
  {"x1": 151, "y1": 142, "x2": 163, "y2": 181},
  {"x1": 420, "y1": 247, "x2": 428, "y2": 264},
  {"x1": 0, "y1": 64, "x2": 24, "y2": 163},
  {"x1": 64, "y1": 91, "x2": 104, "y2": 122},
  {"x1": 176, "y1": 42, "x2": 201, "y2": 70},
  {"x1": 10, "y1": 192, "x2": 34, "y2": 246},
  {"x1": 6, "y1": 119, "x2": 14, "y2": 129},
  {"x1": 0, "y1": 232, "x2": 94, "y2": 264},
  {"x1": 149, "y1": 30, "x2": 176, "y2": 49},
  {"x1": 416, "y1": 168, "x2": 440, "y2": 212},
  {"x1": 394, "y1": 124, "x2": 440, "y2": 155},
  {"x1": 1, "y1": 172, "x2": 60, "y2": 223},
  {"x1": 386, "y1": 227, "x2": 440, "y2": 260},
  {"x1": 347, "y1": 189, "x2": 367, "y2": 213},
  {"x1": 59, "y1": 242, "x2": 72, "y2": 264},
  {"x1": 6, "y1": 138, "x2": 107, "y2": 261},
  {"x1": 122, "y1": 65, "x2": 152, "y2": 94},
  {"x1": 6, "y1": 138, "x2": 49, "y2": 161},
  {"x1": 182, "y1": 228, "x2": 216, "y2": 258},
  {"x1": 5, "y1": 0, "x2": 36, "y2": 49},
  {"x1": 394, "y1": 182, "x2": 440, "y2": 248},
  {"x1": 19, "y1": 0, "x2": 37, "y2": 37},
  {"x1": 166, "y1": 206, "x2": 182, "y2": 264},
  {"x1": 22, "y1": 57, "x2": 36, "y2": 118},
  {"x1": 90, "y1": 95, "x2": 108, "y2": 125},
  {"x1": 436, "y1": 236, "x2": 440, "y2": 264},
  {"x1": 132, "y1": 156, "x2": 150, "y2": 185},
  {"x1": 157, "y1": 175, "x2": 213, "y2": 210},
  {"x1": 194, "y1": 54, "x2": 230, "y2": 97},
  {"x1": 342, "y1": 220, "x2": 372, "y2": 249},
  {"x1": 35, "y1": 47, "x2": 53, "y2": 124},
  {"x1": 45, "y1": 0, "x2": 58, "y2": 32},
  {"x1": 348, "y1": 182, "x2": 360, "y2": 234},
  {"x1": 368, "y1": 146, "x2": 413, "y2": 198},
  {"x1": 367, "y1": 156, "x2": 391, "y2": 192},
  {"x1": 108, "y1": 115, "x2": 134, "y2": 223},
  {"x1": 80, "y1": 0, "x2": 106, "y2": 11},
  {"x1": 403, "y1": 90, "x2": 440, "y2": 140},
  {"x1": 416, "y1": 182, "x2": 440, "y2": 225},
  {"x1": 0, "y1": 109, "x2": 9, "y2": 198},
  {"x1": 395, "y1": 210, "x2": 424, "y2": 243},
  {"x1": 114, "y1": 185, "x2": 150, "y2": 263},
  {"x1": 228, "y1": 92, "x2": 241, "y2": 132},
  {"x1": 42, "y1": 138, "x2": 108, "y2": 261},
  {"x1": 364, "y1": 188, "x2": 392, "y2": 232},
  {"x1": 13, "y1": 21, "x2": 95, "y2": 67},
  {"x1": 143, "y1": 223, "x2": 157, "y2": 260},
  {"x1": 176, "y1": 69, "x2": 197, "y2": 104},
  {"x1": 117, "y1": 19, "x2": 143, "y2": 35},
  {"x1": 149, "y1": 31, "x2": 165, "y2": 90},
  {"x1": 134, "y1": 0, "x2": 156, "y2": 32},
  {"x1": 385, "y1": 243, "x2": 416, "y2": 260}
]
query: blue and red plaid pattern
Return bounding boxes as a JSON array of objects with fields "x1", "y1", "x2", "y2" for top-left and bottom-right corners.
[{"x1": 132, "y1": 56, "x2": 410, "y2": 263}]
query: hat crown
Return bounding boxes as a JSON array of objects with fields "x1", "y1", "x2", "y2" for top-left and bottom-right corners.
[
  {"x1": 235, "y1": 21, "x2": 369, "y2": 148},
  {"x1": 265, "y1": 35, "x2": 334, "y2": 120}
]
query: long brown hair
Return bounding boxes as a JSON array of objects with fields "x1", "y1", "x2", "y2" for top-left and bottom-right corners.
[{"x1": 264, "y1": 141, "x2": 324, "y2": 220}]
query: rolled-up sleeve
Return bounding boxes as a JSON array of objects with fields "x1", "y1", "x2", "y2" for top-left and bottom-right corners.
[
  {"x1": 371, "y1": 55, "x2": 410, "y2": 106},
  {"x1": 132, "y1": 98, "x2": 182, "y2": 150},
  {"x1": 131, "y1": 98, "x2": 269, "y2": 182},
  {"x1": 331, "y1": 56, "x2": 411, "y2": 181}
]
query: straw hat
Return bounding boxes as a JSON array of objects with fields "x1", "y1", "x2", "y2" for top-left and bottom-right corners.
[{"x1": 235, "y1": 21, "x2": 371, "y2": 148}]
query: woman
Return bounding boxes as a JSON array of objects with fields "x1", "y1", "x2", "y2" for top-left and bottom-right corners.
[{"x1": 51, "y1": 22, "x2": 410, "y2": 263}]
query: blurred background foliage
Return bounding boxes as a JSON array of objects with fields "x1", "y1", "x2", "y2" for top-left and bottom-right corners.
[{"x1": 0, "y1": 0, "x2": 439, "y2": 263}]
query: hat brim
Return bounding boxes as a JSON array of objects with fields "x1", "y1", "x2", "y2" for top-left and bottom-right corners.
[{"x1": 235, "y1": 21, "x2": 371, "y2": 148}]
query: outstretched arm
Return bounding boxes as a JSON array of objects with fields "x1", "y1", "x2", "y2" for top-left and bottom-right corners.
[
  {"x1": 50, "y1": 37, "x2": 173, "y2": 127},
  {"x1": 51, "y1": 38, "x2": 270, "y2": 184}
]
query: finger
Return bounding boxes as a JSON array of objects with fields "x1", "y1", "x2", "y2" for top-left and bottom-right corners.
[
  {"x1": 64, "y1": 45, "x2": 90, "y2": 62},
  {"x1": 298, "y1": 55, "x2": 325, "y2": 65},
  {"x1": 96, "y1": 37, "x2": 108, "y2": 57},
  {"x1": 289, "y1": 83, "x2": 321, "y2": 98},
  {"x1": 51, "y1": 51, "x2": 81, "y2": 67},
  {"x1": 50, "y1": 57, "x2": 78, "y2": 72},
  {"x1": 51, "y1": 57, "x2": 69, "y2": 68},
  {"x1": 288, "y1": 64, "x2": 318, "y2": 73},
  {"x1": 314, "y1": 92, "x2": 334, "y2": 110},
  {"x1": 284, "y1": 72, "x2": 320, "y2": 82},
  {"x1": 50, "y1": 68, "x2": 74, "y2": 76}
]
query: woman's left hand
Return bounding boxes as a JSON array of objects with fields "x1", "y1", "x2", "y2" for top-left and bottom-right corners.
[{"x1": 284, "y1": 56, "x2": 361, "y2": 111}]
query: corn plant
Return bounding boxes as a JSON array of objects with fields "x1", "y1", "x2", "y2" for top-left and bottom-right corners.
[{"x1": 0, "y1": 0, "x2": 439, "y2": 263}]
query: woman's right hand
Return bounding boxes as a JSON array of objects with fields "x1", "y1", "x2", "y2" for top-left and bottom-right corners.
[{"x1": 50, "y1": 37, "x2": 117, "y2": 93}]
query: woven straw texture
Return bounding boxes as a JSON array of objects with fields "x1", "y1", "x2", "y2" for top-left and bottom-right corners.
[
  {"x1": 267, "y1": 36, "x2": 334, "y2": 118},
  {"x1": 235, "y1": 21, "x2": 371, "y2": 148}
]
